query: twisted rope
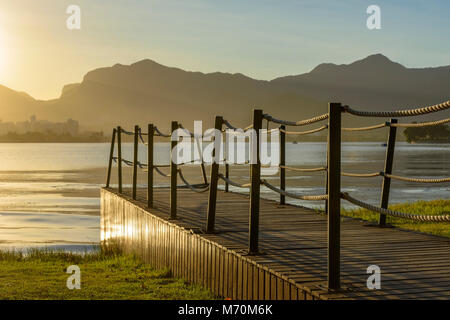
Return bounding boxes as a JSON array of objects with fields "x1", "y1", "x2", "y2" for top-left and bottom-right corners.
[
  {"x1": 382, "y1": 173, "x2": 450, "y2": 183},
  {"x1": 154, "y1": 126, "x2": 171, "y2": 137},
  {"x1": 138, "y1": 128, "x2": 148, "y2": 145},
  {"x1": 341, "y1": 193, "x2": 450, "y2": 222},
  {"x1": 261, "y1": 180, "x2": 328, "y2": 201},
  {"x1": 342, "y1": 171, "x2": 381, "y2": 178},
  {"x1": 280, "y1": 125, "x2": 328, "y2": 135},
  {"x1": 177, "y1": 158, "x2": 204, "y2": 165},
  {"x1": 112, "y1": 157, "x2": 147, "y2": 168},
  {"x1": 119, "y1": 128, "x2": 134, "y2": 135},
  {"x1": 280, "y1": 165, "x2": 327, "y2": 173},
  {"x1": 178, "y1": 169, "x2": 209, "y2": 193},
  {"x1": 342, "y1": 123, "x2": 387, "y2": 132},
  {"x1": 222, "y1": 121, "x2": 254, "y2": 132},
  {"x1": 154, "y1": 166, "x2": 171, "y2": 178},
  {"x1": 178, "y1": 124, "x2": 199, "y2": 138},
  {"x1": 218, "y1": 174, "x2": 251, "y2": 188},
  {"x1": 343, "y1": 101, "x2": 450, "y2": 117},
  {"x1": 223, "y1": 119, "x2": 238, "y2": 130},
  {"x1": 263, "y1": 113, "x2": 329, "y2": 126},
  {"x1": 390, "y1": 118, "x2": 450, "y2": 128}
]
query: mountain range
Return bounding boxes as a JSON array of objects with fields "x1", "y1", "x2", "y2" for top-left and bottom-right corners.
[{"x1": 1, "y1": 54, "x2": 449, "y2": 132}]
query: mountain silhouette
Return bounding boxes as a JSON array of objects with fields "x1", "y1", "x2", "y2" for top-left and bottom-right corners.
[
  {"x1": 272, "y1": 54, "x2": 450, "y2": 113},
  {"x1": 1, "y1": 54, "x2": 449, "y2": 131},
  {"x1": 0, "y1": 85, "x2": 37, "y2": 121}
]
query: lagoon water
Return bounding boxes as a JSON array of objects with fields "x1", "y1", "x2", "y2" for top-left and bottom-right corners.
[{"x1": 0, "y1": 142, "x2": 449, "y2": 250}]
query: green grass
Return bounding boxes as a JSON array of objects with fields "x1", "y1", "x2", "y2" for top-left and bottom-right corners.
[
  {"x1": 0, "y1": 245, "x2": 214, "y2": 300},
  {"x1": 342, "y1": 199, "x2": 450, "y2": 238}
]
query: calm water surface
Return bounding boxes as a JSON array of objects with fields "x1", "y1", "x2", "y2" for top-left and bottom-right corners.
[{"x1": 0, "y1": 142, "x2": 448, "y2": 250}]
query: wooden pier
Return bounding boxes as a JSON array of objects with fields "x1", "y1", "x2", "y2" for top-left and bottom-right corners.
[
  {"x1": 103, "y1": 101, "x2": 450, "y2": 299},
  {"x1": 101, "y1": 187, "x2": 450, "y2": 300}
]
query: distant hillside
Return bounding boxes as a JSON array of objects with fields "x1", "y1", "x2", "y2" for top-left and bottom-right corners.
[
  {"x1": 1, "y1": 54, "x2": 449, "y2": 132},
  {"x1": 272, "y1": 54, "x2": 450, "y2": 117},
  {"x1": 36, "y1": 59, "x2": 327, "y2": 132},
  {"x1": 0, "y1": 85, "x2": 36, "y2": 121}
]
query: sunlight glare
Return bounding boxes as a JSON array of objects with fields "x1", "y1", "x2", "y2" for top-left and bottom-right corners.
[{"x1": 0, "y1": 28, "x2": 7, "y2": 75}]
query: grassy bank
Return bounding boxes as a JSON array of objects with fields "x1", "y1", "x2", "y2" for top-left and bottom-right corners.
[
  {"x1": 0, "y1": 247, "x2": 214, "y2": 300},
  {"x1": 342, "y1": 199, "x2": 450, "y2": 238}
]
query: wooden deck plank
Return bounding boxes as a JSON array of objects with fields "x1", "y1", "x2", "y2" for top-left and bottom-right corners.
[{"x1": 103, "y1": 187, "x2": 450, "y2": 300}]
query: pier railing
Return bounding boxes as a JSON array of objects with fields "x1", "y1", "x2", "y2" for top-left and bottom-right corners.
[{"x1": 105, "y1": 100, "x2": 450, "y2": 291}]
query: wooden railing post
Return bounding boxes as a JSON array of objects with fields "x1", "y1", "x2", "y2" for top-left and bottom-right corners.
[
  {"x1": 379, "y1": 118, "x2": 398, "y2": 226},
  {"x1": 327, "y1": 102, "x2": 342, "y2": 290},
  {"x1": 106, "y1": 128, "x2": 116, "y2": 187},
  {"x1": 147, "y1": 124, "x2": 154, "y2": 208},
  {"x1": 117, "y1": 126, "x2": 123, "y2": 194},
  {"x1": 225, "y1": 164, "x2": 230, "y2": 192},
  {"x1": 279, "y1": 125, "x2": 286, "y2": 205},
  {"x1": 249, "y1": 109, "x2": 263, "y2": 254},
  {"x1": 170, "y1": 121, "x2": 178, "y2": 219},
  {"x1": 132, "y1": 125, "x2": 139, "y2": 200},
  {"x1": 206, "y1": 116, "x2": 223, "y2": 233},
  {"x1": 325, "y1": 142, "x2": 329, "y2": 215}
]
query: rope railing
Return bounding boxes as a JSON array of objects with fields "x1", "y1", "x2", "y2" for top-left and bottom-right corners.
[
  {"x1": 280, "y1": 165, "x2": 327, "y2": 173},
  {"x1": 138, "y1": 128, "x2": 148, "y2": 145},
  {"x1": 342, "y1": 123, "x2": 387, "y2": 132},
  {"x1": 223, "y1": 119, "x2": 238, "y2": 130},
  {"x1": 120, "y1": 128, "x2": 134, "y2": 135},
  {"x1": 341, "y1": 118, "x2": 450, "y2": 131},
  {"x1": 341, "y1": 171, "x2": 381, "y2": 178},
  {"x1": 280, "y1": 125, "x2": 328, "y2": 135},
  {"x1": 341, "y1": 192, "x2": 450, "y2": 223},
  {"x1": 178, "y1": 169, "x2": 209, "y2": 193},
  {"x1": 112, "y1": 157, "x2": 147, "y2": 169},
  {"x1": 154, "y1": 166, "x2": 171, "y2": 178},
  {"x1": 218, "y1": 174, "x2": 251, "y2": 188},
  {"x1": 263, "y1": 112, "x2": 329, "y2": 126},
  {"x1": 222, "y1": 119, "x2": 254, "y2": 132},
  {"x1": 390, "y1": 118, "x2": 450, "y2": 128},
  {"x1": 343, "y1": 100, "x2": 450, "y2": 118},
  {"x1": 382, "y1": 172, "x2": 450, "y2": 183},
  {"x1": 261, "y1": 180, "x2": 328, "y2": 201},
  {"x1": 154, "y1": 126, "x2": 171, "y2": 137}
]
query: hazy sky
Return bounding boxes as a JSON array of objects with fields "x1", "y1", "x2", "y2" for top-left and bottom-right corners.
[{"x1": 0, "y1": 0, "x2": 449, "y2": 99}]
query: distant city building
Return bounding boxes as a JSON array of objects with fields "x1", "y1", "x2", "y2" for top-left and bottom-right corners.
[{"x1": 0, "y1": 116, "x2": 79, "y2": 135}]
